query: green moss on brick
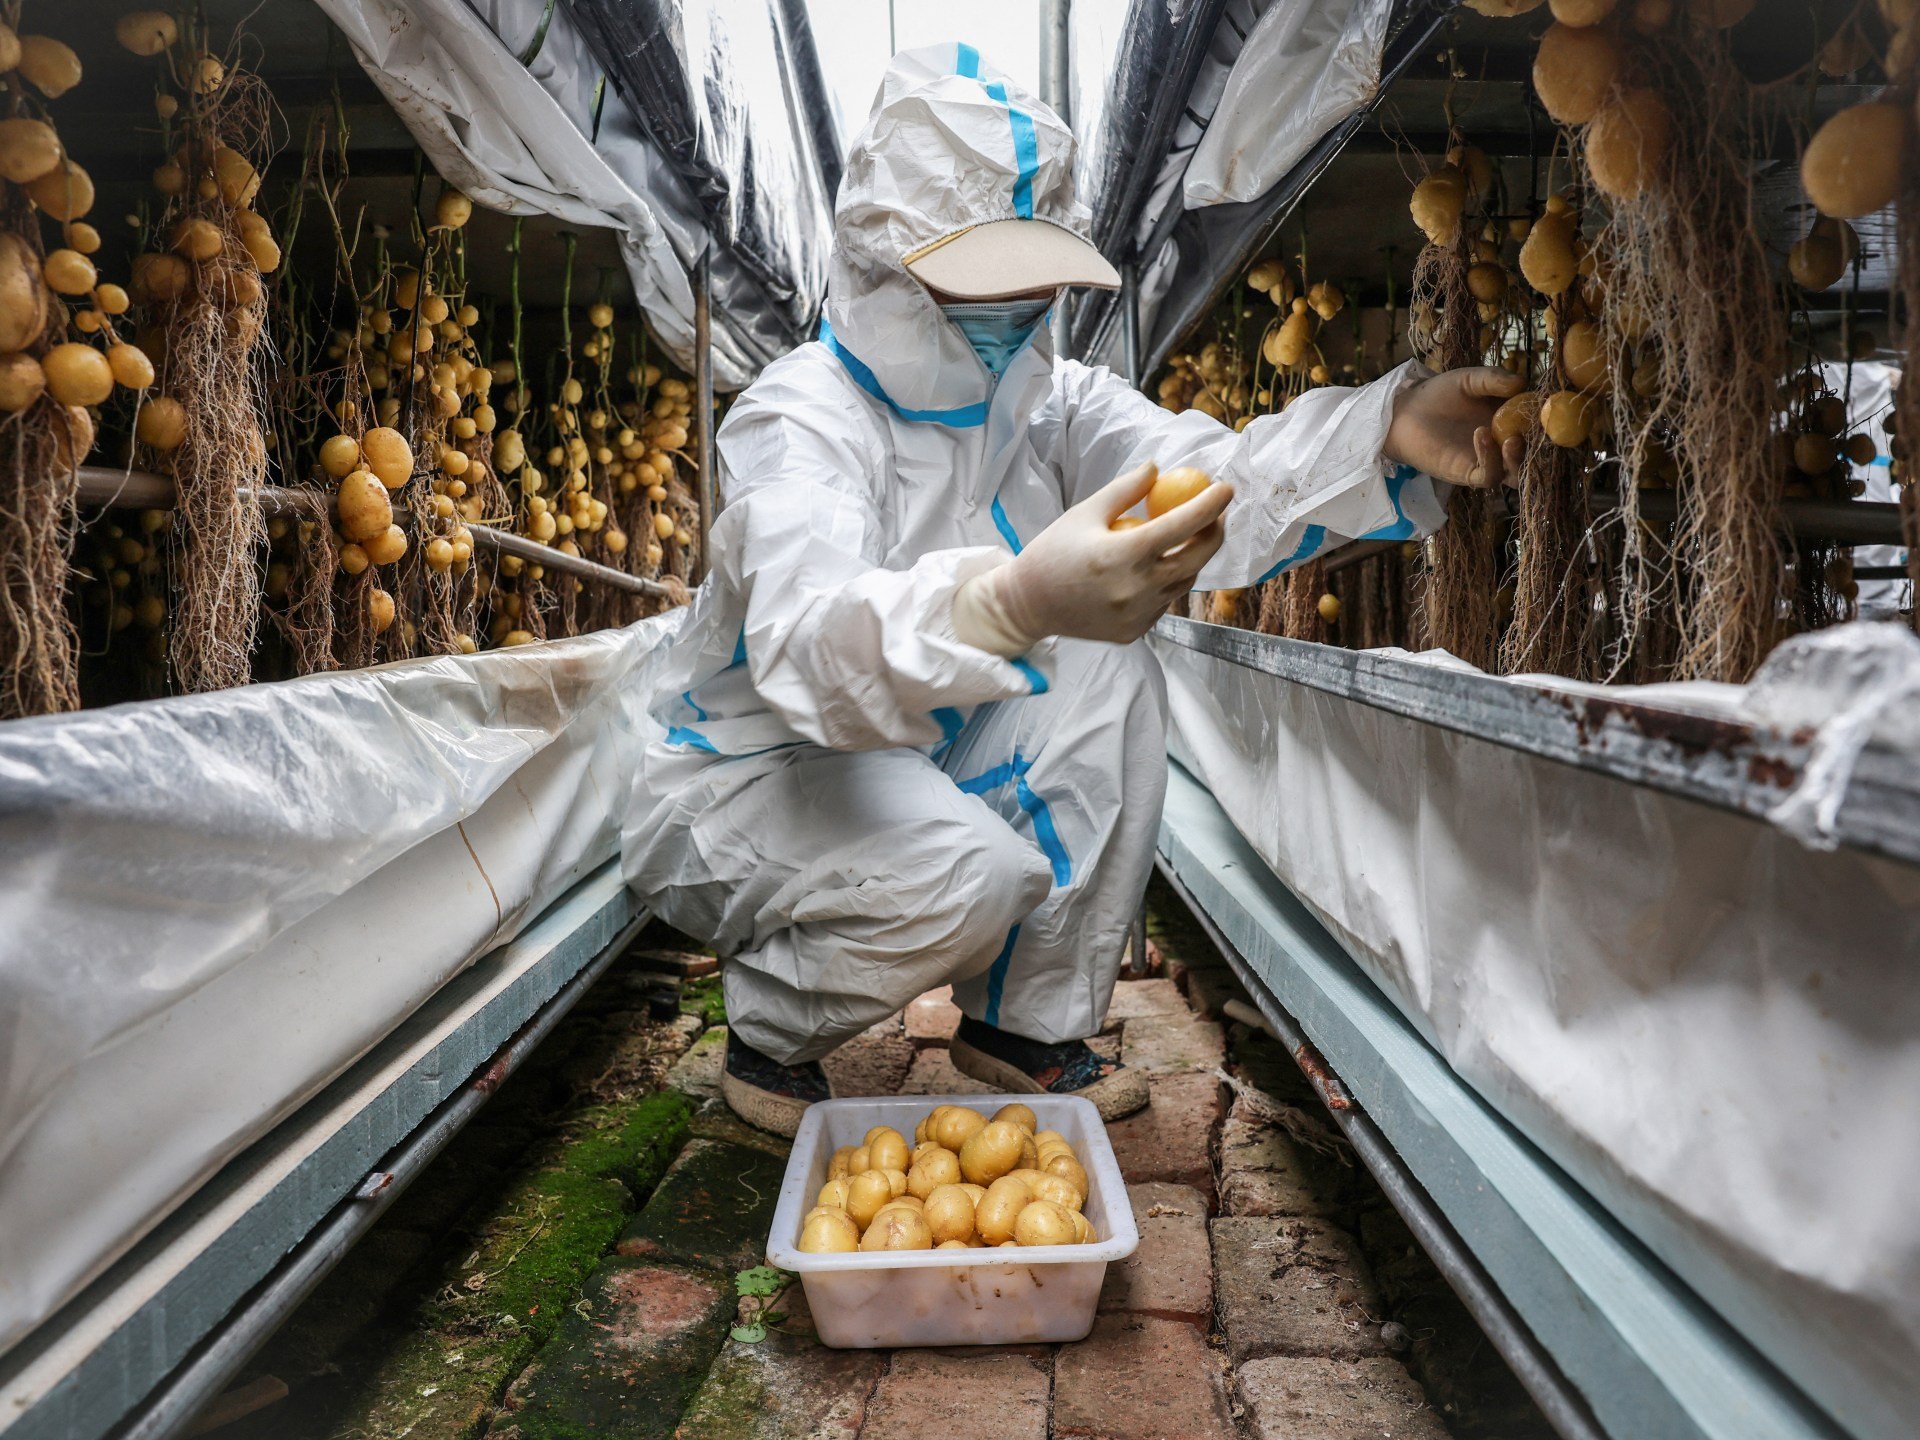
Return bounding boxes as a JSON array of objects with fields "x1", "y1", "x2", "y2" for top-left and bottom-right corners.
[{"x1": 679, "y1": 975, "x2": 726, "y2": 1026}]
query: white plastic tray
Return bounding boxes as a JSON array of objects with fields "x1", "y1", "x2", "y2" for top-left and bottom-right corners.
[{"x1": 765, "y1": 1094, "x2": 1140, "y2": 1348}]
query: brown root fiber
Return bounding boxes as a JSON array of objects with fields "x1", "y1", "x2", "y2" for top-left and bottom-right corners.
[
  {"x1": 154, "y1": 70, "x2": 278, "y2": 693},
  {"x1": 1411, "y1": 234, "x2": 1502, "y2": 669},
  {"x1": 1598, "y1": 23, "x2": 1785, "y2": 682},
  {"x1": 0, "y1": 407, "x2": 81, "y2": 717},
  {"x1": 1501, "y1": 411, "x2": 1593, "y2": 676}
]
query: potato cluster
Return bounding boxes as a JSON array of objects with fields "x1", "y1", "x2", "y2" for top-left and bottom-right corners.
[{"x1": 797, "y1": 1103, "x2": 1097, "y2": 1255}]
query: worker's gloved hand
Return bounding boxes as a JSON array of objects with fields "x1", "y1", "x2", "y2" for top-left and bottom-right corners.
[
  {"x1": 1383, "y1": 366, "x2": 1527, "y2": 489},
  {"x1": 952, "y1": 464, "x2": 1234, "y2": 657}
]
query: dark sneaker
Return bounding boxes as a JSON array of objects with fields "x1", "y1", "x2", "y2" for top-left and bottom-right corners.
[
  {"x1": 721, "y1": 1032, "x2": 832, "y2": 1138},
  {"x1": 948, "y1": 1015, "x2": 1149, "y2": 1120}
]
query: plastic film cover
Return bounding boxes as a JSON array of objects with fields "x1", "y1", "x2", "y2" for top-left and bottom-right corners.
[
  {"x1": 0, "y1": 618, "x2": 683, "y2": 1359},
  {"x1": 1155, "y1": 622, "x2": 1920, "y2": 1440},
  {"x1": 562, "y1": 0, "x2": 836, "y2": 357}
]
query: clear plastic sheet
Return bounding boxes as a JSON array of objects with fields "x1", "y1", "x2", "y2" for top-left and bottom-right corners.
[
  {"x1": 1156, "y1": 622, "x2": 1920, "y2": 1440},
  {"x1": 0, "y1": 619, "x2": 683, "y2": 1358}
]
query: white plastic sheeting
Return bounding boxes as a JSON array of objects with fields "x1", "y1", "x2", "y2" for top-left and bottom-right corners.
[
  {"x1": 0, "y1": 617, "x2": 682, "y2": 1358},
  {"x1": 1182, "y1": 0, "x2": 1390, "y2": 208},
  {"x1": 1156, "y1": 621, "x2": 1920, "y2": 1440},
  {"x1": 1827, "y1": 360, "x2": 1908, "y2": 620},
  {"x1": 310, "y1": 0, "x2": 763, "y2": 387}
]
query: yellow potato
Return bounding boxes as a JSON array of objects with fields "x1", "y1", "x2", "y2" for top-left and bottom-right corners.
[
  {"x1": 908, "y1": 1148, "x2": 962, "y2": 1199},
  {"x1": 1014, "y1": 1199, "x2": 1077, "y2": 1247},
  {"x1": 936, "y1": 1238, "x2": 970, "y2": 1250},
  {"x1": 931, "y1": 1105, "x2": 988, "y2": 1151},
  {"x1": 1017, "y1": 1134, "x2": 1040, "y2": 1170},
  {"x1": 827, "y1": 1146, "x2": 855, "y2": 1181},
  {"x1": 846, "y1": 1169, "x2": 892, "y2": 1229},
  {"x1": 1032, "y1": 1130, "x2": 1070, "y2": 1153},
  {"x1": 860, "y1": 1209, "x2": 934, "y2": 1251},
  {"x1": 1144, "y1": 468, "x2": 1212, "y2": 520},
  {"x1": 958, "y1": 1183, "x2": 988, "y2": 1206},
  {"x1": 864, "y1": 1124, "x2": 898, "y2": 1146},
  {"x1": 991, "y1": 1102, "x2": 1038, "y2": 1133},
  {"x1": 868, "y1": 1130, "x2": 910, "y2": 1172},
  {"x1": 816, "y1": 1178, "x2": 850, "y2": 1210},
  {"x1": 910, "y1": 1140, "x2": 947, "y2": 1167},
  {"x1": 880, "y1": 1167, "x2": 908, "y2": 1198},
  {"x1": 1033, "y1": 1174, "x2": 1085, "y2": 1213},
  {"x1": 799, "y1": 1209, "x2": 860, "y2": 1253},
  {"x1": 361, "y1": 425, "x2": 414, "y2": 489},
  {"x1": 924, "y1": 1184, "x2": 977, "y2": 1244},
  {"x1": 335, "y1": 469, "x2": 393, "y2": 544},
  {"x1": 959, "y1": 1120, "x2": 1025, "y2": 1186},
  {"x1": 975, "y1": 1175, "x2": 1032, "y2": 1245},
  {"x1": 874, "y1": 1197, "x2": 924, "y2": 1223},
  {"x1": 1007, "y1": 1168, "x2": 1051, "y2": 1191},
  {"x1": 1069, "y1": 1210, "x2": 1094, "y2": 1244},
  {"x1": 1043, "y1": 1155, "x2": 1090, "y2": 1196},
  {"x1": 848, "y1": 1144, "x2": 872, "y2": 1175}
]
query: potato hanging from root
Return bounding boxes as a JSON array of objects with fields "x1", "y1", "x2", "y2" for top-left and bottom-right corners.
[
  {"x1": 1410, "y1": 165, "x2": 1467, "y2": 247},
  {"x1": 136, "y1": 394, "x2": 188, "y2": 449},
  {"x1": 1519, "y1": 206, "x2": 1579, "y2": 295},
  {"x1": 0, "y1": 352, "x2": 45, "y2": 411},
  {"x1": 1559, "y1": 320, "x2": 1609, "y2": 391},
  {"x1": 1540, "y1": 390, "x2": 1595, "y2": 448},
  {"x1": 0, "y1": 118, "x2": 61, "y2": 184},
  {"x1": 27, "y1": 160, "x2": 94, "y2": 222},
  {"x1": 337, "y1": 469, "x2": 395, "y2": 543},
  {"x1": 367, "y1": 588, "x2": 397, "y2": 635},
  {"x1": 116, "y1": 10, "x2": 178, "y2": 55},
  {"x1": 0, "y1": 234, "x2": 48, "y2": 352},
  {"x1": 17, "y1": 35, "x2": 81, "y2": 98},
  {"x1": 361, "y1": 426, "x2": 415, "y2": 489},
  {"x1": 1533, "y1": 23, "x2": 1621, "y2": 126},
  {"x1": 108, "y1": 342, "x2": 155, "y2": 390},
  {"x1": 1801, "y1": 102, "x2": 1908, "y2": 219},
  {"x1": 1585, "y1": 89, "x2": 1671, "y2": 201},
  {"x1": 1490, "y1": 391, "x2": 1541, "y2": 445},
  {"x1": 44, "y1": 342, "x2": 113, "y2": 406},
  {"x1": 362, "y1": 525, "x2": 409, "y2": 566}
]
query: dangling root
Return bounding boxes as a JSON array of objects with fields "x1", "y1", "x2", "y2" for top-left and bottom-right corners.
[
  {"x1": 1501, "y1": 413, "x2": 1592, "y2": 675},
  {"x1": 1411, "y1": 235, "x2": 1502, "y2": 668},
  {"x1": 1599, "y1": 25, "x2": 1784, "y2": 681},
  {"x1": 0, "y1": 406, "x2": 82, "y2": 717}
]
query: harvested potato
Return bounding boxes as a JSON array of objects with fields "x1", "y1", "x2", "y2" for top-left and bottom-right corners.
[
  {"x1": 816, "y1": 1178, "x2": 850, "y2": 1210},
  {"x1": 827, "y1": 1146, "x2": 855, "y2": 1181},
  {"x1": 1013, "y1": 1199, "x2": 1077, "y2": 1247},
  {"x1": 908, "y1": 1148, "x2": 962, "y2": 1198},
  {"x1": 799, "y1": 1209, "x2": 860, "y2": 1253},
  {"x1": 846, "y1": 1169, "x2": 893, "y2": 1229},
  {"x1": 1032, "y1": 1173, "x2": 1085, "y2": 1213},
  {"x1": 975, "y1": 1174, "x2": 1032, "y2": 1245},
  {"x1": 924, "y1": 1184, "x2": 977, "y2": 1244},
  {"x1": 861, "y1": 1209, "x2": 934, "y2": 1251},
  {"x1": 959, "y1": 1120, "x2": 1025, "y2": 1185},
  {"x1": 848, "y1": 1144, "x2": 872, "y2": 1175},
  {"x1": 932, "y1": 1105, "x2": 988, "y2": 1151},
  {"x1": 867, "y1": 1128, "x2": 910, "y2": 1172}
]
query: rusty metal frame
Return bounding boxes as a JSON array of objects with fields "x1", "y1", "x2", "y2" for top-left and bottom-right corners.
[{"x1": 1152, "y1": 614, "x2": 1920, "y2": 870}]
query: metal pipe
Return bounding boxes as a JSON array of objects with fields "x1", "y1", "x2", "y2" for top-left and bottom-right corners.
[
  {"x1": 1040, "y1": 0, "x2": 1072, "y2": 359},
  {"x1": 694, "y1": 248, "x2": 716, "y2": 581},
  {"x1": 1153, "y1": 856, "x2": 1611, "y2": 1440},
  {"x1": 1121, "y1": 260, "x2": 1141, "y2": 389},
  {"x1": 73, "y1": 466, "x2": 675, "y2": 602},
  {"x1": 118, "y1": 912, "x2": 649, "y2": 1440},
  {"x1": 1608, "y1": 486, "x2": 1904, "y2": 546}
]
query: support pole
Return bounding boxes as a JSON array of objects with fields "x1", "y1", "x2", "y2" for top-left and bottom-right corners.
[
  {"x1": 1121, "y1": 258, "x2": 1141, "y2": 389},
  {"x1": 1040, "y1": 0, "x2": 1073, "y2": 360},
  {"x1": 694, "y1": 248, "x2": 716, "y2": 581}
]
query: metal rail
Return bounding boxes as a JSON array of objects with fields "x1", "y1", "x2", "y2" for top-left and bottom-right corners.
[
  {"x1": 694, "y1": 249, "x2": 716, "y2": 579},
  {"x1": 116, "y1": 912, "x2": 647, "y2": 1440},
  {"x1": 73, "y1": 466, "x2": 677, "y2": 602},
  {"x1": 1151, "y1": 613, "x2": 1920, "y2": 870},
  {"x1": 1154, "y1": 855, "x2": 1610, "y2": 1440}
]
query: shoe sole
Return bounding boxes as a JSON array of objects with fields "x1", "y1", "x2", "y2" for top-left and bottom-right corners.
[
  {"x1": 948, "y1": 1038, "x2": 1150, "y2": 1121},
  {"x1": 720, "y1": 1068, "x2": 818, "y2": 1139}
]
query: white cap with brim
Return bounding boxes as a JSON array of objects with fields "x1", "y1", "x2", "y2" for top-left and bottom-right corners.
[{"x1": 903, "y1": 218, "x2": 1121, "y2": 300}]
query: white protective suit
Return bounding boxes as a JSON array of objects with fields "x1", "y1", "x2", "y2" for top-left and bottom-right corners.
[{"x1": 623, "y1": 44, "x2": 1448, "y2": 1065}]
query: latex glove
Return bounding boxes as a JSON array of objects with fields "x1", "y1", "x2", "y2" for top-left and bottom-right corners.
[
  {"x1": 952, "y1": 464, "x2": 1234, "y2": 657},
  {"x1": 1383, "y1": 366, "x2": 1526, "y2": 489}
]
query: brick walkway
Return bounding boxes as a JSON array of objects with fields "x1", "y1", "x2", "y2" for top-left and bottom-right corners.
[{"x1": 209, "y1": 892, "x2": 1551, "y2": 1440}]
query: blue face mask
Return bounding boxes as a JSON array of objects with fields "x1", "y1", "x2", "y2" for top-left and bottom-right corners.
[{"x1": 940, "y1": 295, "x2": 1053, "y2": 378}]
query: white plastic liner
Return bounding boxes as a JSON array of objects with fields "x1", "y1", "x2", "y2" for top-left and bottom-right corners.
[
  {"x1": 1827, "y1": 360, "x2": 1908, "y2": 620},
  {"x1": 1182, "y1": 0, "x2": 1391, "y2": 208},
  {"x1": 1155, "y1": 621, "x2": 1920, "y2": 1440},
  {"x1": 310, "y1": 0, "x2": 762, "y2": 387},
  {"x1": 0, "y1": 617, "x2": 682, "y2": 1358}
]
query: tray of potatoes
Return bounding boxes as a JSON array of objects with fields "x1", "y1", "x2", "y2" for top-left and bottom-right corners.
[{"x1": 765, "y1": 1094, "x2": 1138, "y2": 1348}]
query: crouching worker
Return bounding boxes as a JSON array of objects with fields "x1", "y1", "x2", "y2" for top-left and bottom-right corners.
[{"x1": 625, "y1": 46, "x2": 1522, "y2": 1136}]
